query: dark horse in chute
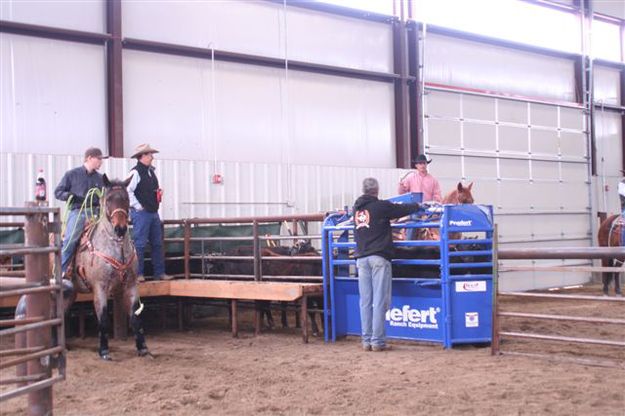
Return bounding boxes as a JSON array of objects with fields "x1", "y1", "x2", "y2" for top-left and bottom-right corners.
[
  {"x1": 597, "y1": 214, "x2": 624, "y2": 296},
  {"x1": 71, "y1": 175, "x2": 150, "y2": 360}
]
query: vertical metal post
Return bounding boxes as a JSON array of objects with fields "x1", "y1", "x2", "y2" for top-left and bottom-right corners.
[
  {"x1": 620, "y1": 65, "x2": 625, "y2": 171},
  {"x1": 393, "y1": 18, "x2": 411, "y2": 168},
  {"x1": 253, "y1": 220, "x2": 261, "y2": 335},
  {"x1": 253, "y1": 221, "x2": 260, "y2": 281},
  {"x1": 407, "y1": 20, "x2": 420, "y2": 160},
  {"x1": 52, "y1": 209, "x2": 65, "y2": 379},
  {"x1": 440, "y1": 206, "x2": 451, "y2": 349},
  {"x1": 24, "y1": 203, "x2": 52, "y2": 416},
  {"x1": 106, "y1": 0, "x2": 124, "y2": 157},
  {"x1": 183, "y1": 220, "x2": 190, "y2": 280},
  {"x1": 491, "y1": 224, "x2": 500, "y2": 355}
]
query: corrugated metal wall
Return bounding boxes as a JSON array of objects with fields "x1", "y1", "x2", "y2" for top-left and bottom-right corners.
[{"x1": 0, "y1": 152, "x2": 406, "y2": 245}]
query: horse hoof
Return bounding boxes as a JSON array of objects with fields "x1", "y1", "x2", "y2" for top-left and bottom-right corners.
[
  {"x1": 312, "y1": 331, "x2": 320, "y2": 337},
  {"x1": 138, "y1": 349, "x2": 154, "y2": 359},
  {"x1": 100, "y1": 354, "x2": 112, "y2": 361}
]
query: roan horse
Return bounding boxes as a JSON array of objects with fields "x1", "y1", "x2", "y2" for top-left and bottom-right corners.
[
  {"x1": 597, "y1": 214, "x2": 623, "y2": 296},
  {"x1": 71, "y1": 175, "x2": 149, "y2": 360}
]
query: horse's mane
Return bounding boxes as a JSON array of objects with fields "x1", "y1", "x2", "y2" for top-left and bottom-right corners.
[{"x1": 105, "y1": 179, "x2": 128, "y2": 189}]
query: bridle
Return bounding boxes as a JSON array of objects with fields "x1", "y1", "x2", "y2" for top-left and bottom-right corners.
[{"x1": 88, "y1": 186, "x2": 135, "y2": 282}]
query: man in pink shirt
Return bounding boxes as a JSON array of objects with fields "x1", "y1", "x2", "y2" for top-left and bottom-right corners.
[{"x1": 398, "y1": 154, "x2": 442, "y2": 202}]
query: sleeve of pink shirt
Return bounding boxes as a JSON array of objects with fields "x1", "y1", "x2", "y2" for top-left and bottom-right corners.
[
  {"x1": 398, "y1": 173, "x2": 412, "y2": 195},
  {"x1": 432, "y1": 178, "x2": 442, "y2": 202}
]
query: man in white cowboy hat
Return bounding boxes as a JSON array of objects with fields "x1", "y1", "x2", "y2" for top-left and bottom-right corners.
[
  {"x1": 397, "y1": 154, "x2": 442, "y2": 202},
  {"x1": 127, "y1": 144, "x2": 173, "y2": 281}
]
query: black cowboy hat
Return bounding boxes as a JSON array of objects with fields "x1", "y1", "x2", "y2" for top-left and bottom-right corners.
[{"x1": 412, "y1": 154, "x2": 432, "y2": 165}]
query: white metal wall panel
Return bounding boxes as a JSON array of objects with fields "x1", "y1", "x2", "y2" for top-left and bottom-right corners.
[
  {"x1": 288, "y1": 70, "x2": 395, "y2": 167},
  {"x1": 424, "y1": 89, "x2": 591, "y2": 291},
  {"x1": 594, "y1": 0, "x2": 625, "y2": 20},
  {"x1": 123, "y1": 1, "x2": 282, "y2": 59},
  {"x1": 285, "y1": 7, "x2": 392, "y2": 72},
  {"x1": 122, "y1": 0, "x2": 392, "y2": 73},
  {"x1": 594, "y1": 110, "x2": 623, "y2": 214},
  {"x1": 594, "y1": 65, "x2": 621, "y2": 106},
  {"x1": 424, "y1": 34, "x2": 576, "y2": 102},
  {"x1": 0, "y1": 0, "x2": 105, "y2": 33},
  {"x1": 123, "y1": 50, "x2": 395, "y2": 167},
  {"x1": 0, "y1": 152, "x2": 406, "y2": 222},
  {"x1": 0, "y1": 34, "x2": 107, "y2": 155}
]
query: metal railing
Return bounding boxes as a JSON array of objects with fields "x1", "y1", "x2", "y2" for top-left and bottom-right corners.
[
  {"x1": 0, "y1": 204, "x2": 65, "y2": 414},
  {"x1": 492, "y1": 245, "x2": 625, "y2": 368},
  {"x1": 161, "y1": 214, "x2": 325, "y2": 281}
]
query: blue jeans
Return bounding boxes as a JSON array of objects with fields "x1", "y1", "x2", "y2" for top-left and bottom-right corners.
[
  {"x1": 131, "y1": 209, "x2": 165, "y2": 277},
  {"x1": 61, "y1": 208, "x2": 97, "y2": 274},
  {"x1": 357, "y1": 255, "x2": 392, "y2": 347}
]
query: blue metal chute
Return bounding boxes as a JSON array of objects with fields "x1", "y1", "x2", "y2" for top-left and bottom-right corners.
[{"x1": 322, "y1": 194, "x2": 495, "y2": 348}]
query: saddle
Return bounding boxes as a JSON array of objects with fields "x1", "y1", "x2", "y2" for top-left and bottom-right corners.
[{"x1": 64, "y1": 220, "x2": 97, "y2": 292}]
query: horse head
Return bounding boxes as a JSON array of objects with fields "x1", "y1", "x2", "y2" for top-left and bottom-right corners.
[
  {"x1": 290, "y1": 239, "x2": 316, "y2": 256},
  {"x1": 456, "y1": 182, "x2": 474, "y2": 204},
  {"x1": 102, "y1": 174, "x2": 132, "y2": 239}
]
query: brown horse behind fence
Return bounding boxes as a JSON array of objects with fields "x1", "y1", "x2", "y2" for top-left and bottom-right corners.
[
  {"x1": 413, "y1": 182, "x2": 474, "y2": 241},
  {"x1": 71, "y1": 175, "x2": 150, "y2": 360},
  {"x1": 597, "y1": 214, "x2": 623, "y2": 296}
]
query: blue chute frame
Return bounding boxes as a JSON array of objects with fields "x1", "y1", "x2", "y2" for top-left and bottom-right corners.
[{"x1": 322, "y1": 192, "x2": 495, "y2": 348}]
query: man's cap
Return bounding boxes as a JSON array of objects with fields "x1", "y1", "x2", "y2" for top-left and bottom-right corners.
[
  {"x1": 84, "y1": 147, "x2": 109, "y2": 160},
  {"x1": 131, "y1": 144, "x2": 160, "y2": 159},
  {"x1": 412, "y1": 154, "x2": 432, "y2": 165}
]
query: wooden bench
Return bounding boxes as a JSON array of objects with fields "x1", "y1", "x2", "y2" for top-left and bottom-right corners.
[{"x1": 1, "y1": 278, "x2": 324, "y2": 343}]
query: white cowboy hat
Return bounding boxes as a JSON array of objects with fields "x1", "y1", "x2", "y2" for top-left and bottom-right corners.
[{"x1": 131, "y1": 143, "x2": 160, "y2": 159}]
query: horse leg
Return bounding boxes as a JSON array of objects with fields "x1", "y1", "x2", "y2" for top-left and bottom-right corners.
[
  {"x1": 124, "y1": 286, "x2": 148, "y2": 356},
  {"x1": 615, "y1": 267, "x2": 622, "y2": 296},
  {"x1": 308, "y1": 298, "x2": 320, "y2": 337},
  {"x1": 601, "y1": 259, "x2": 611, "y2": 295},
  {"x1": 93, "y1": 287, "x2": 111, "y2": 360}
]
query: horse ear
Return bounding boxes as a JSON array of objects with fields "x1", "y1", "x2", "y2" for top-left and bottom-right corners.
[
  {"x1": 457, "y1": 182, "x2": 463, "y2": 192},
  {"x1": 102, "y1": 174, "x2": 111, "y2": 187},
  {"x1": 122, "y1": 175, "x2": 132, "y2": 188},
  {"x1": 468, "y1": 182, "x2": 473, "y2": 191}
]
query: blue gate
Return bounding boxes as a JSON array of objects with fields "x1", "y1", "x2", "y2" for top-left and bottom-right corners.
[{"x1": 322, "y1": 193, "x2": 494, "y2": 348}]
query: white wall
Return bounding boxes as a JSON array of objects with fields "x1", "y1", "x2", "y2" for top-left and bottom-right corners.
[
  {"x1": 0, "y1": 33, "x2": 107, "y2": 155},
  {"x1": 122, "y1": 0, "x2": 393, "y2": 73},
  {"x1": 0, "y1": 0, "x2": 105, "y2": 33},
  {"x1": 425, "y1": 33, "x2": 577, "y2": 102},
  {"x1": 123, "y1": 49, "x2": 396, "y2": 167}
]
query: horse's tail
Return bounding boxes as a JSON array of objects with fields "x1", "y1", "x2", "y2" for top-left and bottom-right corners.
[{"x1": 608, "y1": 218, "x2": 619, "y2": 247}]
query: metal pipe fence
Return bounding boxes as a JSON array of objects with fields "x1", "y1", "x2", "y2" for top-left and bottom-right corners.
[
  {"x1": 0, "y1": 204, "x2": 66, "y2": 414},
  {"x1": 492, "y1": 245, "x2": 625, "y2": 368}
]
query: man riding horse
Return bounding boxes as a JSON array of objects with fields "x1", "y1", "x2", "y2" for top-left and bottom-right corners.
[{"x1": 54, "y1": 147, "x2": 108, "y2": 278}]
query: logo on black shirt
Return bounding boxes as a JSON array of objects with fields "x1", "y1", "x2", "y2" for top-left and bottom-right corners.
[{"x1": 355, "y1": 210, "x2": 370, "y2": 229}]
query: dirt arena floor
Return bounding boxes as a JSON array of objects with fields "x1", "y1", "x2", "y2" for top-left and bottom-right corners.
[{"x1": 1, "y1": 284, "x2": 624, "y2": 415}]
